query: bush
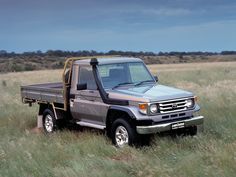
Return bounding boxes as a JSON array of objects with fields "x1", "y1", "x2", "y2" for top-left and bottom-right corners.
[
  {"x1": 11, "y1": 63, "x2": 24, "y2": 72},
  {"x1": 24, "y1": 64, "x2": 36, "y2": 71},
  {"x1": 2, "y1": 80, "x2": 7, "y2": 87}
]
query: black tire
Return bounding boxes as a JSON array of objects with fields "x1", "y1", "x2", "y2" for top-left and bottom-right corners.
[
  {"x1": 175, "y1": 126, "x2": 198, "y2": 136},
  {"x1": 139, "y1": 134, "x2": 152, "y2": 146},
  {"x1": 42, "y1": 109, "x2": 57, "y2": 133},
  {"x1": 111, "y1": 118, "x2": 139, "y2": 147},
  {"x1": 188, "y1": 126, "x2": 198, "y2": 136}
]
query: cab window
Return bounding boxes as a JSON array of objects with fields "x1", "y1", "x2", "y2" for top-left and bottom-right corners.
[{"x1": 78, "y1": 66, "x2": 97, "y2": 90}]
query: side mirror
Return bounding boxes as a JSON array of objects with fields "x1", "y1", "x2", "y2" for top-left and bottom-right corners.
[
  {"x1": 154, "y1": 76, "x2": 158, "y2": 82},
  {"x1": 77, "y1": 83, "x2": 87, "y2": 90}
]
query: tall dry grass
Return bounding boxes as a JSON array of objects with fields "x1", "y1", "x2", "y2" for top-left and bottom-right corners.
[{"x1": 0, "y1": 62, "x2": 236, "y2": 177}]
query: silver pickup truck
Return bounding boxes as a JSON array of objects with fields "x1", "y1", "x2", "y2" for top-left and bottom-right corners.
[{"x1": 21, "y1": 56, "x2": 204, "y2": 147}]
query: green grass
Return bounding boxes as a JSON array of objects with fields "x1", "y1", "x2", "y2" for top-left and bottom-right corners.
[{"x1": 0, "y1": 62, "x2": 236, "y2": 177}]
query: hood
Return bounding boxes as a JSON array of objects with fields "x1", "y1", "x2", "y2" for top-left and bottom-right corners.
[{"x1": 108, "y1": 84, "x2": 193, "y2": 102}]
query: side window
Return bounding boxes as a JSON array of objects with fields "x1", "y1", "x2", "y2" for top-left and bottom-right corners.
[{"x1": 78, "y1": 66, "x2": 97, "y2": 90}]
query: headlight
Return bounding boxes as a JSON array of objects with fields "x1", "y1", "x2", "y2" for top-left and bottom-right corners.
[
  {"x1": 150, "y1": 104, "x2": 158, "y2": 114},
  {"x1": 186, "y1": 99, "x2": 194, "y2": 108}
]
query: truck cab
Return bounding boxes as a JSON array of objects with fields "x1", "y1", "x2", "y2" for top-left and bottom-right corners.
[{"x1": 21, "y1": 56, "x2": 204, "y2": 147}]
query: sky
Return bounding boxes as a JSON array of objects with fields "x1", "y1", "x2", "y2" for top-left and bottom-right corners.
[{"x1": 0, "y1": 0, "x2": 236, "y2": 53}]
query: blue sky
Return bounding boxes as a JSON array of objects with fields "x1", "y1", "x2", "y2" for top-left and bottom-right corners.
[{"x1": 0, "y1": 0, "x2": 236, "y2": 52}]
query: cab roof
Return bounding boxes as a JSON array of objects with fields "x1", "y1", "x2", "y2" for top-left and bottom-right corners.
[{"x1": 74, "y1": 57, "x2": 143, "y2": 65}]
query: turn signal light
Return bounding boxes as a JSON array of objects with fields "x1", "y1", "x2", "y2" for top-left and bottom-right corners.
[{"x1": 139, "y1": 103, "x2": 148, "y2": 114}]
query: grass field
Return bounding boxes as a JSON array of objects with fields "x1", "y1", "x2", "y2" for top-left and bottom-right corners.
[{"x1": 0, "y1": 62, "x2": 236, "y2": 177}]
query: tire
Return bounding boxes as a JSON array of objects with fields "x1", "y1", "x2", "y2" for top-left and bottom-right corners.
[
  {"x1": 176, "y1": 126, "x2": 198, "y2": 136},
  {"x1": 111, "y1": 118, "x2": 139, "y2": 147},
  {"x1": 139, "y1": 134, "x2": 152, "y2": 146},
  {"x1": 43, "y1": 109, "x2": 57, "y2": 133},
  {"x1": 188, "y1": 126, "x2": 198, "y2": 136}
]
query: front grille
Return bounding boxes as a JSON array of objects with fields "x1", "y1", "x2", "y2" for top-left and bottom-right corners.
[
  {"x1": 162, "y1": 113, "x2": 186, "y2": 119},
  {"x1": 158, "y1": 98, "x2": 189, "y2": 114}
]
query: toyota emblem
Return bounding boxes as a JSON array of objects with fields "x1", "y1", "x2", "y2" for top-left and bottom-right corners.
[{"x1": 172, "y1": 103, "x2": 178, "y2": 108}]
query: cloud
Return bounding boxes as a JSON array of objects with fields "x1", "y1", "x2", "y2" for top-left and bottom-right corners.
[{"x1": 141, "y1": 8, "x2": 192, "y2": 16}]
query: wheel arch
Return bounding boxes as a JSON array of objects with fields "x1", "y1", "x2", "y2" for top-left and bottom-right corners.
[
  {"x1": 106, "y1": 106, "x2": 136, "y2": 135},
  {"x1": 39, "y1": 103, "x2": 52, "y2": 116},
  {"x1": 38, "y1": 102, "x2": 67, "y2": 120}
]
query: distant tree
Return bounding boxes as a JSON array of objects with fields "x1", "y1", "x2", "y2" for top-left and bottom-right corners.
[
  {"x1": 0, "y1": 50, "x2": 7, "y2": 57},
  {"x1": 46, "y1": 50, "x2": 54, "y2": 56},
  {"x1": 36, "y1": 50, "x2": 43, "y2": 56},
  {"x1": 0, "y1": 50, "x2": 7, "y2": 54},
  {"x1": 221, "y1": 51, "x2": 236, "y2": 55}
]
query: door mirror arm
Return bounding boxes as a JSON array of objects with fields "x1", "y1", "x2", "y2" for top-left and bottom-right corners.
[{"x1": 154, "y1": 76, "x2": 158, "y2": 82}]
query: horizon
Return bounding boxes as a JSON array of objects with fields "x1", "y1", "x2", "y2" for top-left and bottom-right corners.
[
  {"x1": 1, "y1": 49, "x2": 236, "y2": 55},
  {"x1": 1, "y1": 0, "x2": 236, "y2": 52}
]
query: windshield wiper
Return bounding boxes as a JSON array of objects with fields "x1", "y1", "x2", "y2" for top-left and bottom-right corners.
[
  {"x1": 135, "y1": 80, "x2": 155, "y2": 86},
  {"x1": 112, "y1": 82, "x2": 134, "y2": 89}
]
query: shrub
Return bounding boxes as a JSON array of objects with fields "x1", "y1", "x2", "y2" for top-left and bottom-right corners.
[{"x1": 2, "y1": 80, "x2": 7, "y2": 87}]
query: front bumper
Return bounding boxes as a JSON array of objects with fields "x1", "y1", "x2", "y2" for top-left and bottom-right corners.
[{"x1": 136, "y1": 115, "x2": 204, "y2": 134}]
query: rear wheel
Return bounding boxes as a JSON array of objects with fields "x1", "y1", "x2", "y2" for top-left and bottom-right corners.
[
  {"x1": 43, "y1": 109, "x2": 57, "y2": 133},
  {"x1": 111, "y1": 118, "x2": 139, "y2": 147}
]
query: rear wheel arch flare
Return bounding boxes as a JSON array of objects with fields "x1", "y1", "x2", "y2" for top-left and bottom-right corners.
[
  {"x1": 39, "y1": 103, "x2": 66, "y2": 120},
  {"x1": 38, "y1": 103, "x2": 53, "y2": 116}
]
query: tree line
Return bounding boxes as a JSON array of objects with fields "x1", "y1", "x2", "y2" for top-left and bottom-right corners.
[{"x1": 0, "y1": 50, "x2": 236, "y2": 58}]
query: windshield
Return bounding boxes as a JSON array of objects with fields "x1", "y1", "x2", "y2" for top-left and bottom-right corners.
[{"x1": 98, "y1": 62, "x2": 155, "y2": 89}]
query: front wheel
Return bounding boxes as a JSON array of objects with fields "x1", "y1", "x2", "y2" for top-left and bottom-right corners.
[
  {"x1": 175, "y1": 126, "x2": 198, "y2": 136},
  {"x1": 188, "y1": 126, "x2": 198, "y2": 136},
  {"x1": 111, "y1": 118, "x2": 139, "y2": 147}
]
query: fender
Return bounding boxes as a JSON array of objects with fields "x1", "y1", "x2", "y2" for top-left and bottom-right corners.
[
  {"x1": 38, "y1": 103, "x2": 65, "y2": 120},
  {"x1": 108, "y1": 105, "x2": 136, "y2": 119}
]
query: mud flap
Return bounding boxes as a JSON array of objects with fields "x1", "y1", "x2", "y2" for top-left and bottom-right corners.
[{"x1": 37, "y1": 115, "x2": 43, "y2": 128}]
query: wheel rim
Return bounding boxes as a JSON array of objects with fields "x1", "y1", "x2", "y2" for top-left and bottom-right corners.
[
  {"x1": 115, "y1": 126, "x2": 129, "y2": 147},
  {"x1": 44, "y1": 115, "x2": 54, "y2": 133}
]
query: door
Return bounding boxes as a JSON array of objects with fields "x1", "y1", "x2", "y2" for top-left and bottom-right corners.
[{"x1": 70, "y1": 65, "x2": 109, "y2": 126}]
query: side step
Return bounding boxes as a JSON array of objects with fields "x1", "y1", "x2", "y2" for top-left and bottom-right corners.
[{"x1": 76, "y1": 121, "x2": 106, "y2": 130}]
